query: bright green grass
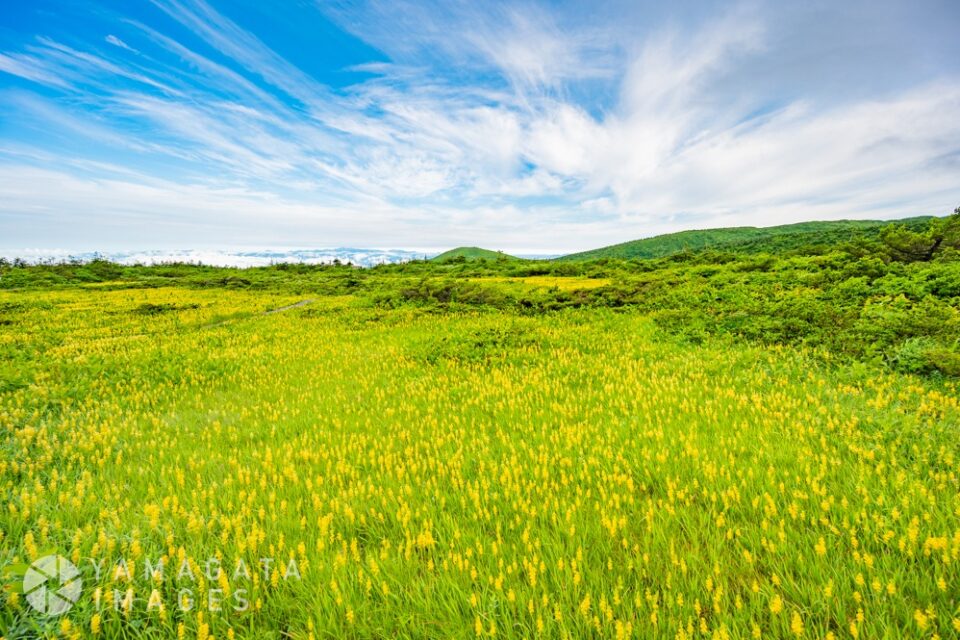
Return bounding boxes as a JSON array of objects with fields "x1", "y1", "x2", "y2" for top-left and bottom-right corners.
[{"x1": 0, "y1": 286, "x2": 958, "y2": 639}]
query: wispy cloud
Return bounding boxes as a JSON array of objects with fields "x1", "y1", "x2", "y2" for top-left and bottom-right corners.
[
  {"x1": 0, "y1": 0, "x2": 958, "y2": 252},
  {"x1": 149, "y1": 0, "x2": 333, "y2": 109},
  {"x1": 0, "y1": 51, "x2": 76, "y2": 89},
  {"x1": 105, "y1": 34, "x2": 138, "y2": 53}
]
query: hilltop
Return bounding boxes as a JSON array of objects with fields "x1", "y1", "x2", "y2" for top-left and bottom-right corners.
[
  {"x1": 558, "y1": 216, "x2": 933, "y2": 261},
  {"x1": 432, "y1": 246, "x2": 516, "y2": 262}
]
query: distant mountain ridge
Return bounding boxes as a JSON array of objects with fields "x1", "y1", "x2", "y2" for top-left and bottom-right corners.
[{"x1": 556, "y1": 217, "x2": 934, "y2": 261}]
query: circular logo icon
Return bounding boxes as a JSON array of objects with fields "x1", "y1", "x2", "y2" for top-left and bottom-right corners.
[{"x1": 24, "y1": 555, "x2": 82, "y2": 616}]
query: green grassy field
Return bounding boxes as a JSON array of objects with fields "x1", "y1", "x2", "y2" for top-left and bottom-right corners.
[
  {"x1": 2, "y1": 214, "x2": 959, "y2": 638},
  {"x1": 2, "y1": 279, "x2": 959, "y2": 639}
]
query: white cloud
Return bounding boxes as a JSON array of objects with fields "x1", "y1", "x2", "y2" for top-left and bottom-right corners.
[
  {"x1": 105, "y1": 35, "x2": 138, "y2": 53},
  {"x1": 0, "y1": 52, "x2": 75, "y2": 89},
  {"x1": 149, "y1": 0, "x2": 333, "y2": 109},
  {"x1": 0, "y1": 0, "x2": 957, "y2": 253}
]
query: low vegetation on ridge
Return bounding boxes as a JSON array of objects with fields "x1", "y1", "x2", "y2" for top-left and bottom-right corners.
[
  {"x1": 557, "y1": 217, "x2": 935, "y2": 261},
  {"x1": 431, "y1": 247, "x2": 517, "y2": 262}
]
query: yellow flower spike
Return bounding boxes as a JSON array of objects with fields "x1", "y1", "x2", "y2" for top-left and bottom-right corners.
[
  {"x1": 769, "y1": 595, "x2": 783, "y2": 615},
  {"x1": 790, "y1": 611, "x2": 803, "y2": 637}
]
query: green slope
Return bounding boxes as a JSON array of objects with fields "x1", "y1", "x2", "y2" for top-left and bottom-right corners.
[
  {"x1": 432, "y1": 246, "x2": 516, "y2": 262},
  {"x1": 558, "y1": 217, "x2": 933, "y2": 261}
]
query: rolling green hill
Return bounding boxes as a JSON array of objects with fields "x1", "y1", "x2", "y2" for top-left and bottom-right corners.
[
  {"x1": 559, "y1": 217, "x2": 933, "y2": 261},
  {"x1": 432, "y1": 246, "x2": 516, "y2": 262}
]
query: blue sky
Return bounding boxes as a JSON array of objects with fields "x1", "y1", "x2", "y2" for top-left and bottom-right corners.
[{"x1": 1, "y1": 0, "x2": 959, "y2": 252}]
